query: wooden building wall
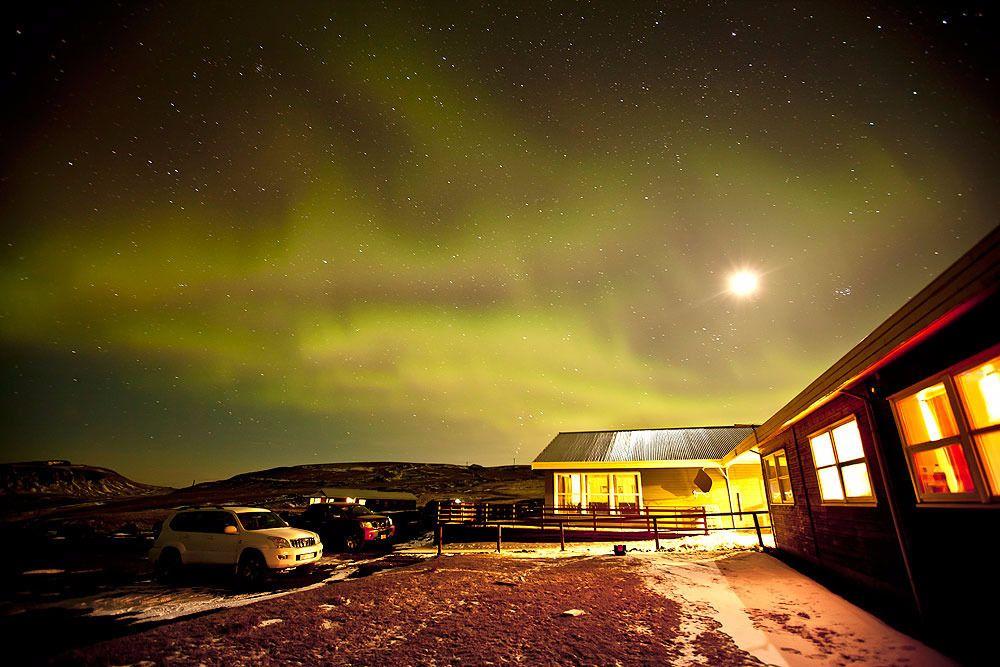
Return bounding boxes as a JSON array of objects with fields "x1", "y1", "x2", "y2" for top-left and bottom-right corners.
[
  {"x1": 761, "y1": 291, "x2": 999, "y2": 658},
  {"x1": 759, "y1": 393, "x2": 911, "y2": 597},
  {"x1": 865, "y1": 294, "x2": 999, "y2": 647}
]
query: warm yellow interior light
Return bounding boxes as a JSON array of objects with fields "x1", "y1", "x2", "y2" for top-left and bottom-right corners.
[
  {"x1": 917, "y1": 384, "x2": 948, "y2": 442},
  {"x1": 979, "y1": 364, "x2": 1000, "y2": 423}
]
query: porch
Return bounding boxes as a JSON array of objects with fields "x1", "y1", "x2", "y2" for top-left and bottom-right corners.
[{"x1": 434, "y1": 501, "x2": 772, "y2": 553}]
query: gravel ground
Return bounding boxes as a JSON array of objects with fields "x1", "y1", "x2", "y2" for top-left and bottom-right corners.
[
  {"x1": 59, "y1": 553, "x2": 757, "y2": 666},
  {"x1": 48, "y1": 542, "x2": 956, "y2": 666}
]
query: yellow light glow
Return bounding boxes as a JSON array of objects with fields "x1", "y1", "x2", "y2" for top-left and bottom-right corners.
[
  {"x1": 979, "y1": 364, "x2": 1000, "y2": 423},
  {"x1": 917, "y1": 384, "x2": 954, "y2": 442},
  {"x1": 727, "y1": 270, "x2": 760, "y2": 297}
]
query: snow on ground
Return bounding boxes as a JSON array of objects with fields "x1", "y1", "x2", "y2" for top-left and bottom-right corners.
[
  {"x1": 79, "y1": 562, "x2": 358, "y2": 624},
  {"x1": 397, "y1": 532, "x2": 951, "y2": 666},
  {"x1": 398, "y1": 528, "x2": 774, "y2": 559},
  {"x1": 642, "y1": 551, "x2": 952, "y2": 666},
  {"x1": 3, "y1": 554, "x2": 416, "y2": 629},
  {"x1": 15, "y1": 534, "x2": 958, "y2": 665}
]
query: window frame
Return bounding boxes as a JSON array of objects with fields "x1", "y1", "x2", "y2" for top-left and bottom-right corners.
[
  {"x1": 553, "y1": 471, "x2": 643, "y2": 511},
  {"x1": 889, "y1": 345, "x2": 1000, "y2": 505},
  {"x1": 762, "y1": 449, "x2": 794, "y2": 506},
  {"x1": 807, "y1": 415, "x2": 877, "y2": 506}
]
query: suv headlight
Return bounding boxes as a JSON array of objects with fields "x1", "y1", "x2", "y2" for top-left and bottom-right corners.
[
  {"x1": 266, "y1": 536, "x2": 291, "y2": 549},
  {"x1": 386, "y1": 517, "x2": 393, "y2": 526},
  {"x1": 360, "y1": 521, "x2": 374, "y2": 529}
]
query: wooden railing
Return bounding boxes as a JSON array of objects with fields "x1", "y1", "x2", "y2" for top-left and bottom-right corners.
[{"x1": 434, "y1": 502, "x2": 771, "y2": 554}]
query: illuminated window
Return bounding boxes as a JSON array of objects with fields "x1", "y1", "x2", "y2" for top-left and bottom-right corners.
[
  {"x1": 763, "y1": 450, "x2": 794, "y2": 505},
  {"x1": 956, "y1": 358, "x2": 1000, "y2": 429},
  {"x1": 956, "y1": 357, "x2": 1000, "y2": 497},
  {"x1": 894, "y1": 353, "x2": 1000, "y2": 501},
  {"x1": 554, "y1": 472, "x2": 642, "y2": 510},
  {"x1": 586, "y1": 474, "x2": 611, "y2": 510},
  {"x1": 808, "y1": 417, "x2": 875, "y2": 504},
  {"x1": 894, "y1": 383, "x2": 958, "y2": 445},
  {"x1": 555, "y1": 473, "x2": 582, "y2": 509},
  {"x1": 613, "y1": 473, "x2": 641, "y2": 512}
]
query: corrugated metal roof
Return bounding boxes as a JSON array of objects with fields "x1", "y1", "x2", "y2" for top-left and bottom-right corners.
[
  {"x1": 533, "y1": 426, "x2": 757, "y2": 463},
  {"x1": 732, "y1": 224, "x2": 999, "y2": 457},
  {"x1": 311, "y1": 487, "x2": 418, "y2": 501}
]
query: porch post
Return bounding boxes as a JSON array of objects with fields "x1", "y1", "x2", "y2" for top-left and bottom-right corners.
[{"x1": 752, "y1": 513, "x2": 763, "y2": 548}]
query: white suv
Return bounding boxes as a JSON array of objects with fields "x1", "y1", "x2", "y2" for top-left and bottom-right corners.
[{"x1": 150, "y1": 506, "x2": 323, "y2": 586}]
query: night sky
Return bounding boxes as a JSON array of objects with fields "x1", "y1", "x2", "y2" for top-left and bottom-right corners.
[{"x1": 2, "y1": 2, "x2": 997, "y2": 487}]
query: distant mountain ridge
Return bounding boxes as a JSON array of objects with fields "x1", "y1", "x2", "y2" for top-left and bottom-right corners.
[
  {"x1": 0, "y1": 461, "x2": 168, "y2": 503},
  {"x1": 178, "y1": 461, "x2": 544, "y2": 507},
  {"x1": 1, "y1": 461, "x2": 545, "y2": 522}
]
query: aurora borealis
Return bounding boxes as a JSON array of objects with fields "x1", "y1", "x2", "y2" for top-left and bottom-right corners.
[{"x1": 2, "y1": 3, "x2": 997, "y2": 486}]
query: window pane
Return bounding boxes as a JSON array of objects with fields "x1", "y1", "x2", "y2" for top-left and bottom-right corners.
[
  {"x1": 778, "y1": 477, "x2": 794, "y2": 503},
  {"x1": 767, "y1": 478, "x2": 781, "y2": 504},
  {"x1": 956, "y1": 357, "x2": 1000, "y2": 430},
  {"x1": 586, "y1": 474, "x2": 610, "y2": 508},
  {"x1": 841, "y1": 462, "x2": 872, "y2": 498},
  {"x1": 810, "y1": 432, "x2": 836, "y2": 468},
  {"x1": 775, "y1": 453, "x2": 789, "y2": 477},
  {"x1": 763, "y1": 457, "x2": 776, "y2": 481},
  {"x1": 556, "y1": 474, "x2": 582, "y2": 506},
  {"x1": 895, "y1": 383, "x2": 959, "y2": 445},
  {"x1": 817, "y1": 466, "x2": 845, "y2": 501},
  {"x1": 974, "y1": 431, "x2": 1000, "y2": 496},
  {"x1": 832, "y1": 420, "x2": 865, "y2": 462},
  {"x1": 911, "y1": 444, "x2": 975, "y2": 495},
  {"x1": 614, "y1": 473, "x2": 638, "y2": 495}
]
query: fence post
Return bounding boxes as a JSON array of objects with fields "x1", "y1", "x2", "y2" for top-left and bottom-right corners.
[
  {"x1": 496, "y1": 524, "x2": 502, "y2": 553},
  {"x1": 652, "y1": 516, "x2": 660, "y2": 551},
  {"x1": 559, "y1": 522, "x2": 565, "y2": 551},
  {"x1": 436, "y1": 522, "x2": 444, "y2": 556},
  {"x1": 752, "y1": 513, "x2": 763, "y2": 548}
]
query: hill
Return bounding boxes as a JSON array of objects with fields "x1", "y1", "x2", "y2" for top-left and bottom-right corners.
[
  {"x1": 0, "y1": 460, "x2": 169, "y2": 513},
  {"x1": 2, "y1": 461, "x2": 545, "y2": 527},
  {"x1": 115, "y1": 462, "x2": 544, "y2": 511}
]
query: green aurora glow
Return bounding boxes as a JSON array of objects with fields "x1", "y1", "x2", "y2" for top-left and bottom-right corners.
[{"x1": 2, "y1": 3, "x2": 996, "y2": 485}]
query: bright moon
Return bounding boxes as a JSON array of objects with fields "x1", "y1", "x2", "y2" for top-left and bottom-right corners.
[{"x1": 727, "y1": 270, "x2": 760, "y2": 297}]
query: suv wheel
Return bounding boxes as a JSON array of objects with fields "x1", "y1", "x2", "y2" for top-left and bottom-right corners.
[
  {"x1": 344, "y1": 534, "x2": 361, "y2": 552},
  {"x1": 236, "y1": 550, "x2": 267, "y2": 589},
  {"x1": 155, "y1": 548, "x2": 182, "y2": 583}
]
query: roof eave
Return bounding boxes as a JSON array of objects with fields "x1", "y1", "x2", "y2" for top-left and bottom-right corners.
[{"x1": 531, "y1": 458, "x2": 727, "y2": 470}]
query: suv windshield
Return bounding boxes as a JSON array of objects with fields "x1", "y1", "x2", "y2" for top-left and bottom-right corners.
[
  {"x1": 345, "y1": 505, "x2": 375, "y2": 516},
  {"x1": 236, "y1": 511, "x2": 287, "y2": 530}
]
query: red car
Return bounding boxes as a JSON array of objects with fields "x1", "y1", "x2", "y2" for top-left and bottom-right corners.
[{"x1": 294, "y1": 502, "x2": 395, "y2": 551}]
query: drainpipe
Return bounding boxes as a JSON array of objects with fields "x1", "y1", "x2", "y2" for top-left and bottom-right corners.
[
  {"x1": 789, "y1": 424, "x2": 821, "y2": 561},
  {"x1": 721, "y1": 467, "x2": 736, "y2": 528},
  {"x1": 842, "y1": 386, "x2": 924, "y2": 620}
]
